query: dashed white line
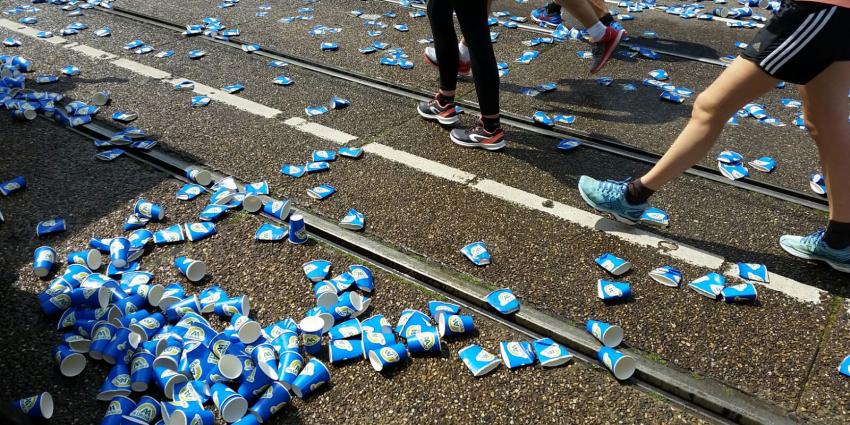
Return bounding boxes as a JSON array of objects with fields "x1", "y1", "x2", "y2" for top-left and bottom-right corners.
[
  {"x1": 66, "y1": 43, "x2": 117, "y2": 61},
  {"x1": 363, "y1": 142, "x2": 476, "y2": 184},
  {"x1": 284, "y1": 117, "x2": 358, "y2": 145},
  {"x1": 109, "y1": 58, "x2": 172, "y2": 80},
  {"x1": 172, "y1": 80, "x2": 281, "y2": 119}
]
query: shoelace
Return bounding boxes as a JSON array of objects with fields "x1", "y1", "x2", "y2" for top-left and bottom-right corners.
[
  {"x1": 598, "y1": 179, "x2": 629, "y2": 198},
  {"x1": 801, "y1": 229, "x2": 826, "y2": 247}
]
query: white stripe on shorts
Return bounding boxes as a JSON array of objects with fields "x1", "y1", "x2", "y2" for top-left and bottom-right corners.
[
  {"x1": 765, "y1": 6, "x2": 837, "y2": 74},
  {"x1": 759, "y1": 9, "x2": 823, "y2": 70}
]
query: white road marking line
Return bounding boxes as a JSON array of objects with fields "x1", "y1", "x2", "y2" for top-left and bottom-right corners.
[
  {"x1": 109, "y1": 58, "x2": 172, "y2": 80},
  {"x1": 363, "y1": 142, "x2": 476, "y2": 184},
  {"x1": 366, "y1": 142, "x2": 822, "y2": 304},
  {"x1": 67, "y1": 44, "x2": 117, "y2": 60},
  {"x1": 169, "y1": 79, "x2": 281, "y2": 119},
  {"x1": 0, "y1": 18, "x2": 68, "y2": 45},
  {"x1": 474, "y1": 178, "x2": 726, "y2": 269},
  {"x1": 284, "y1": 117, "x2": 359, "y2": 145}
]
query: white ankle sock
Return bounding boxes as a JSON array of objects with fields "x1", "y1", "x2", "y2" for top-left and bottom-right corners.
[
  {"x1": 458, "y1": 42, "x2": 470, "y2": 63},
  {"x1": 588, "y1": 22, "x2": 606, "y2": 42}
]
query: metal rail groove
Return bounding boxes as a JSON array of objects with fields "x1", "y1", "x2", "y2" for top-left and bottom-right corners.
[
  {"x1": 92, "y1": 5, "x2": 828, "y2": 212},
  {"x1": 59, "y1": 109, "x2": 795, "y2": 424}
]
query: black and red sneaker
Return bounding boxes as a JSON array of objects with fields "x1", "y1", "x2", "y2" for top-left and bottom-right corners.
[
  {"x1": 417, "y1": 94, "x2": 461, "y2": 125},
  {"x1": 589, "y1": 26, "x2": 625, "y2": 74},
  {"x1": 450, "y1": 121, "x2": 506, "y2": 151}
]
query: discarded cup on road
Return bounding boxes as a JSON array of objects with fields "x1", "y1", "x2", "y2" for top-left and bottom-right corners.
[
  {"x1": 298, "y1": 315, "x2": 326, "y2": 355},
  {"x1": 428, "y1": 301, "x2": 460, "y2": 321},
  {"x1": 458, "y1": 344, "x2": 500, "y2": 377},
  {"x1": 97, "y1": 364, "x2": 132, "y2": 401},
  {"x1": 288, "y1": 214, "x2": 308, "y2": 244},
  {"x1": 369, "y1": 343, "x2": 408, "y2": 371},
  {"x1": 649, "y1": 266, "x2": 682, "y2": 287},
  {"x1": 33, "y1": 246, "x2": 56, "y2": 278},
  {"x1": 438, "y1": 314, "x2": 474, "y2": 338},
  {"x1": 101, "y1": 395, "x2": 135, "y2": 425},
  {"x1": 721, "y1": 283, "x2": 758, "y2": 303},
  {"x1": 737, "y1": 263, "x2": 768, "y2": 283},
  {"x1": 407, "y1": 331, "x2": 442, "y2": 356},
  {"x1": 211, "y1": 382, "x2": 248, "y2": 423},
  {"x1": 250, "y1": 381, "x2": 291, "y2": 422},
  {"x1": 839, "y1": 355, "x2": 850, "y2": 378},
  {"x1": 291, "y1": 358, "x2": 331, "y2": 399},
  {"x1": 11, "y1": 392, "x2": 53, "y2": 420},
  {"x1": 277, "y1": 350, "x2": 305, "y2": 390},
  {"x1": 175, "y1": 257, "x2": 207, "y2": 282},
  {"x1": 586, "y1": 320, "x2": 624, "y2": 347},
  {"x1": 165, "y1": 295, "x2": 202, "y2": 322},
  {"x1": 486, "y1": 288, "x2": 520, "y2": 314},
  {"x1": 499, "y1": 341, "x2": 536, "y2": 369},
  {"x1": 461, "y1": 241, "x2": 491, "y2": 266},
  {"x1": 303, "y1": 259, "x2": 331, "y2": 282},
  {"x1": 595, "y1": 253, "x2": 631, "y2": 276},
  {"x1": 361, "y1": 331, "x2": 395, "y2": 359},
  {"x1": 688, "y1": 272, "x2": 726, "y2": 300},
  {"x1": 133, "y1": 199, "x2": 164, "y2": 221},
  {"x1": 329, "y1": 339, "x2": 364, "y2": 364},
  {"x1": 598, "y1": 347, "x2": 636, "y2": 380},
  {"x1": 53, "y1": 344, "x2": 86, "y2": 377},
  {"x1": 130, "y1": 351, "x2": 154, "y2": 392},
  {"x1": 251, "y1": 343, "x2": 279, "y2": 380},
  {"x1": 109, "y1": 238, "x2": 131, "y2": 269},
  {"x1": 184, "y1": 222, "x2": 217, "y2": 242},
  {"x1": 533, "y1": 338, "x2": 573, "y2": 367},
  {"x1": 597, "y1": 279, "x2": 632, "y2": 301},
  {"x1": 67, "y1": 248, "x2": 102, "y2": 270},
  {"x1": 36, "y1": 217, "x2": 66, "y2": 236},
  {"x1": 329, "y1": 318, "x2": 361, "y2": 340},
  {"x1": 339, "y1": 208, "x2": 364, "y2": 230}
]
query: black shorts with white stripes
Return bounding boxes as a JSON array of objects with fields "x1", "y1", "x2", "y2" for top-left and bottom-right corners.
[{"x1": 742, "y1": 0, "x2": 850, "y2": 85}]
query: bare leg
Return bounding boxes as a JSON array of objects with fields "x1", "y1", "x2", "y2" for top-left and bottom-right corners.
[
  {"x1": 799, "y1": 61, "x2": 850, "y2": 222},
  {"x1": 639, "y1": 58, "x2": 779, "y2": 190},
  {"x1": 589, "y1": 0, "x2": 609, "y2": 20}
]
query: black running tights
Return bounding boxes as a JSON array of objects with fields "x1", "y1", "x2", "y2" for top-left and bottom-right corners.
[{"x1": 427, "y1": 0, "x2": 500, "y2": 116}]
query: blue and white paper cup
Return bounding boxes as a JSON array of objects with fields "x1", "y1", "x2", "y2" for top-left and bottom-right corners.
[
  {"x1": 427, "y1": 301, "x2": 460, "y2": 321},
  {"x1": 154, "y1": 340, "x2": 183, "y2": 370},
  {"x1": 533, "y1": 338, "x2": 573, "y2": 367},
  {"x1": 102, "y1": 395, "x2": 135, "y2": 425},
  {"x1": 211, "y1": 382, "x2": 248, "y2": 423},
  {"x1": 124, "y1": 395, "x2": 161, "y2": 424},
  {"x1": 369, "y1": 343, "x2": 407, "y2": 372},
  {"x1": 199, "y1": 286, "x2": 228, "y2": 313},
  {"x1": 231, "y1": 313, "x2": 262, "y2": 344},
  {"x1": 215, "y1": 295, "x2": 250, "y2": 318},
  {"x1": 236, "y1": 358, "x2": 274, "y2": 402},
  {"x1": 598, "y1": 347, "x2": 636, "y2": 380},
  {"x1": 648, "y1": 266, "x2": 682, "y2": 288},
  {"x1": 298, "y1": 315, "x2": 326, "y2": 355},
  {"x1": 154, "y1": 367, "x2": 188, "y2": 398},
  {"x1": 407, "y1": 331, "x2": 441, "y2": 356},
  {"x1": 288, "y1": 213, "x2": 308, "y2": 244},
  {"x1": 171, "y1": 408, "x2": 214, "y2": 425},
  {"x1": 838, "y1": 355, "x2": 850, "y2": 378},
  {"x1": 109, "y1": 237, "x2": 131, "y2": 269},
  {"x1": 737, "y1": 262, "x2": 769, "y2": 283},
  {"x1": 499, "y1": 341, "x2": 536, "y2": 369},
  {"x1": 328, "y1": 339, "x2": 363, "y2": 364},
  {"x1": 360, "y1": 331, "x2": 395, "y2": 359},
  {"x1": 486, "y1": 288, "x2": 520, "y2": 315},
  {"x1": 349, "y1": 264, "x2": 374, "y2": 293},
  {"x1": 329, "y1": 318, "x2": 361, "y2": 340},
  {"x1": 688, "y1": 273, "x2": 726, "y2": 300},
  {"x1": 586, "y1": 320, "x2": 624, "y2": 348},
  {"x1": 721, "y1": 283, "x2": 758, "y2": 303},
  {"x1": 33, "y1": 246, "x2": 57, "y2": 278},
  {"x1": 129, "y1": 312, "x2": 166, "y2": 347},
  {"x1": 438, "y1": 314, "x2": 474, "y2": 338},
  {"x1": 53, "y1": 344, "x2": 86, "y2": 377},
  {"x1": 291, "y1": 358, "x2": 331, "y2": 399},
  {"x1": 174, "y1": 257, "x2": 207, "y2": 282},
  {"x1": 89, "y1": 322, "x2": 118, "y2": 360},
  {"x1": 458, "y1": 344, "x2": 500, "y2": 377},
  {"x1": 595, "y1": 253, "x2": 632, "y2": 276},
  {"x1": 103, "y1": 327, "x2": 132, "y2": 365},
  {"x1": 597, "y1": 279, "x2": 632, "y2": 301},
  {"x1": 251, "y1": 343, "x2": 279, "y2": 381},
  {"x1": 11, "y1": 392, "x2": 53, "y2": 420},
  {"x1": 303, "y1": 259, "x2": 332, "y2": 282},
  {"x1": 70, "y1": 286, "x2": 111, "y2": 309},
  {"x1": 98, "y1": 364, "x2": 132, "y2": 401},
  {"x1": 130, "y1": 351, "x2": 155, "y2": 392},
  {"x1": 159, "y1": 283, "x2": 185, "y2": 309},
  {"x1": 270, "y1": 329, "x2": 300, "y2": 355},
  {"x1": 134, "y1": 199, "x2": 165, "y2": 221},
  {"x1": 277, "y1": 350, "x2": 305, "y2": 389},
  {"x1": 250, "y1": 381, "x2": 291, "y2": 422},
  {"x1": 361, "y1": 315, "x2": 392, "y2": 335},
  {"x1": 67, "y1": 249, "x2": 102, "y2": 270}
]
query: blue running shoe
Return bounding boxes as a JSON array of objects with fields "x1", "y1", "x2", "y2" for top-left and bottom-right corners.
[
  {"x1": 530, "y1": 6, "x2": 563, "y2": 27},
  {"x1": 577, "y1": 176, "x2": 649, "y2": 225},
  {"x1": 780, "y1": 230, "x2": 850, "y2": 273}
]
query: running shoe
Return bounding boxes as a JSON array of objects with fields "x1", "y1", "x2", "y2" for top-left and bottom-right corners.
[
  {"x1": 450, "y1": 121, "x2": 506, "y2": 151},
  {"x1": 530, "y1": 5, "x2": 563, "y2": 27},
  {"x1": 417, "y1": 94, "x2": 461, "y2": 125},
  {"x1": 577, "y1": 176, "x2": 649, "y2": 225},
  {"x1": 589, "y1": 26, "x2": 626, "y2": 74},
  {"x1": 424, "y1": 46, "x2": 471, "y2": 77},
  {"x1": 779, "y1": 229, "x2": 850, "y2": 273}
]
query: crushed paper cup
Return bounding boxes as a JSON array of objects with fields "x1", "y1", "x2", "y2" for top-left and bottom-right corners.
[
  {"x1": 748, "y1": 156, "x2": 776, "y2": 173},
  {"x1": 597, "y1": 279, "x2": 631, "y2": 301},
  {"x1": 640, "y1": 207, "x2": 670, "y2": 227},
  {"x1": 339, "y1": 208, "x2": 364, "y2": 230},
  {"x1": 428, "y1": 301, "x2": 460, "y2": 320},
  {"x1": 838, "y1": 355, "x2": 850, "y2": 378},
  {"x1": 586, "y1": 320, "x2": 624, "y2": 347},
  {"x1": 557, "y1": 138, "x2": 582, "y2": 151},
  {"x1": 809, "y1": 172, "x2": 826, "y2": 196},
  {"x1": 722, "y1": 283, "x2": 758, "y2": 303},
  {"x1": 718, "y1": 162, "x2": 749, "y2": 180},
  {"x1": 737, "y1": 263, "x2": 769, "y2": 283},
  {"x1": 595, "y1": 253, "x2": 631, "y2": 276},
  {"x1": 500, "y1": 341, "x2": 536, "y2": 369},
  {"x1": 533, "y1": 338, "x2": 573, "y2": 367},
  {"x1": 307, "y1": 184, "x2": 336, "y2": 200},
  {"x1": 486, "y1": 288, "x2": 519, "y2": 314},
  {"x1": 461, "y1": 241, "x2": 491, "y2": 266},
  {"x1": 688, "y1": 272, "x2": 726, "y2": 299},
  {"x1": 303, "y1": 260, "x2": 331, "y2": 282},
  {"x1": 649, "y1": 265, "x2": 682, "y2": 287},
  {"x1": 458, "y1": 344, "x2": 500, "y2": 377}
]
